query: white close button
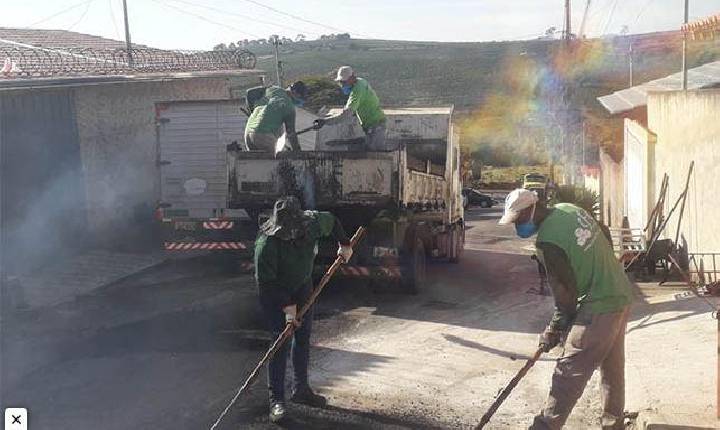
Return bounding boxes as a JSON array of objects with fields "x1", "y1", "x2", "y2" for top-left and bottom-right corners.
[{"x1": 4, "y1": 408, "x2": 27, "y2": 430}]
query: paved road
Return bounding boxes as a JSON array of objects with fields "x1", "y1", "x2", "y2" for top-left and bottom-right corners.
[{"x1": 1, "y1": 207, "x2": 601, "y2": 429}]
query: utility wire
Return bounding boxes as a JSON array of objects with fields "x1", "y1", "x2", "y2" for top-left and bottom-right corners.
[
  {"x1": 601, "y1": 0, "x2": 620, "y2": 35},
  {"x1": 25, "y1": 0, "x2": 94, "y2": 27},
  {"x1": 633, "y1": 0, "x2": 655, "y2": 24},
  {"x1": 151, "y1": 0, "x2": 264, "y2": 39},
  {"x1": 165, "y1": 0, "x2": 320, "y2": 38},
  {"x1": 236, "y1": 0, "x2": 372, "y2": 38},
  {"x1": 108, "y1": 0, "x2": 122, "y2": 39},
  {"x1": 67, "y1": 0, "x2": 95, "y2": 31}
]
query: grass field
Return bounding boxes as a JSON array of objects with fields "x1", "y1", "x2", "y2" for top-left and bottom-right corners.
[{"x1": 255, "y1": 34, "x2": 720, "y2": 110}]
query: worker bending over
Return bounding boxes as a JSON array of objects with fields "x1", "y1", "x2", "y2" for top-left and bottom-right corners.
[
  {"x1": 244, "y1": 81, "x2": 307, "y2": 152},
  {"x1": 254, "y1": 196, "x2": 353, "y2": 423},
  {"x1": 317, "y1": 66, "x2": 389, "y2": 151},
  {"x1": 499, "y1": 189, "x2": 633, "y2": 430}
]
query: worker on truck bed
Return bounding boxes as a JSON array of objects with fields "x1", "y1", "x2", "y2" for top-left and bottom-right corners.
[
  {"x1": 499, "y1": 189, "x2": 633, "y2": 430},
  {"x1": 244, "y1": 81, "x2": 308, "y2": 152},
  {"x1": 316, "y1": 66, "x2": 390, "y2": 151},
  {"x1": 254, "y1": 196, "x2": 353, "y2": 423}
]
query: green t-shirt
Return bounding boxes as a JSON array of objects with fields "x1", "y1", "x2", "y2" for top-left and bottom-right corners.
[
  {"x1": 536, "y1": 203, "x2": 633, "y2": 314},
  {"x1": 254, "y1": 211, "x2": 336, "y2": 297},
  {"x1": 345, "y1": 78, "x2": 385, "y2": 129},
  {"x1": 245, "y1": 86, "x2": 295, "y2": 137}
]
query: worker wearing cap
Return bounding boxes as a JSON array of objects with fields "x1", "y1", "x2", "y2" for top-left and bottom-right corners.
[
  {"x1": 499, "y1": 189, "x2": 633, "y2": 430},
  {"x1": 244, "y1": 81, "x2": 308, "y2": 152},
  {"x1": 316, "y1": 66, "x2": 388, "y2": 150},
  {"x1": 254, "y1": 196, "x2": 354, "y2": 423}
]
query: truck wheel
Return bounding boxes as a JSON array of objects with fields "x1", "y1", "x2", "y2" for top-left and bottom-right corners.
[
  {"x1": 449, "y1": 224, "x2": 464, "y2": 264},
  {"x1": 401, "y1": 238, "x2": 426, "y2": 294}
]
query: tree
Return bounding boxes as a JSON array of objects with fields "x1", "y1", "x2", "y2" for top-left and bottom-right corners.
[
  {"x1": 213, "y1": 43, "x2": 227, "y2": 51},
  {"x1": 541, "y1": 27, "x2": 557, "y2": 40},
  {"x1": 296, "y1": 34, "x2": 306, "y2": 42}
]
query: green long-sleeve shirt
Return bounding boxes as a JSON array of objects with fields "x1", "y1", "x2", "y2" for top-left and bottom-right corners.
[{"x1": 254, "y1": 211, "x2": 349, "y2": 305}]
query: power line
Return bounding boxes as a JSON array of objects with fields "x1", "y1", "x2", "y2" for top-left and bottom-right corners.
[
  {"x1": 67, "y1": 0, "x2": 95, "y2": 31},
  {"x1": 602, "y1": 0, "x2": 620, "y2": 35},
  {"x1": 633, "y1": 0, "x2": 655, "y2": 24},
  {"x1": 236, "y1": 0, "x2": 372, "y2": 38},
  {"x1": 151, "y1": 0, "x2": 264, "y2": 39},
  {"x1": 165, "y1": 0, "x2": 320, "y2": 38},
  {"x1": 108, "y1": 0, "x2": 122, "y2": 39},
  {"x1": 26, "y1": 0, "x2": 94, "y2": 27}
]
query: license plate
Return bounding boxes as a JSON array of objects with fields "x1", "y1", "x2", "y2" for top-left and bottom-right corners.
[{"x1": 174, "y1": 221, "x2": 197, "y2": 231}]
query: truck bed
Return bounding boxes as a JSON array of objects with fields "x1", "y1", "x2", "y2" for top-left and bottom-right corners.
[{"x1": 229, "y1": 149, "x2": 451, "y2": 211}]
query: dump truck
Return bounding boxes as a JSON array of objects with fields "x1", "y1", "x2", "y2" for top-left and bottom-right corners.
[{"x1": 156, "y1": 102, "x2": 464, "y2": 292}]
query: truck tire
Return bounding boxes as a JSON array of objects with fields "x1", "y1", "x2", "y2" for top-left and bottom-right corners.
[
  {"x1": 401, "y1": 237, "x2": 426, "y2": 294},
  {"x1": 449, "y1": 224, "x2": 464, "y2": 264}
]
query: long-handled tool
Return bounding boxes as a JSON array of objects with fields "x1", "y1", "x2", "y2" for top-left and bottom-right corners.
[
  {"x1": 210, "y1": 226, "x2": 366, "y2": 430},
  {"x1": 476, "y1": 347, "x2": 544, "y2": 429}
]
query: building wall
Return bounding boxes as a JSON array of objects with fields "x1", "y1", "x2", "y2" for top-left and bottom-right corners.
[
  {"x1": 73, "y1": 74, "x2": 263, "y2": 242},
  {"x1": 647, "y1": 89, "x2": 720, "y2": 254},
  {"x1": 600, "y1": 149, "x2": 624, "y2": 227},
  {"x1": 623, "y1": 119, "x2": 655, "y2": 230}
]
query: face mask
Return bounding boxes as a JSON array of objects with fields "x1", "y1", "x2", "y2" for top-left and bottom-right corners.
[
  {"x1": 515, "y1": 203, "x2": 538, "y2": 238},
  {"x1": 341, "y1": 83, "x2": 352, "y2": 96},
  {"x1": 293, "y1": 98, "x2": 305, "y2": 107}
]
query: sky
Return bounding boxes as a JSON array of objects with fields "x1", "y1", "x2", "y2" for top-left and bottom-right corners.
[{"x1": 1, "y1": 0, "x2": 718, "y2": 50}]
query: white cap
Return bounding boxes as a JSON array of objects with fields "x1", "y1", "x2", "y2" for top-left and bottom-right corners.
[
  {"x1": 498, "y1": 188, "x2": 539, "y2": 225},
  {"x1": 335, "y1": 65, "x2": 354, "y2": 82}
]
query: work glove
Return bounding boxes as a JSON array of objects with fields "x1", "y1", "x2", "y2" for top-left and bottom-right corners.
[
  {"x1": 538, "y1": 328, "x2": 562, "y2": 352},
  {"x1": 283, "y1": 304, "x2": 300, "y2": 327},
  {"x1": 313, "y1": 118, "x2": 326, "y2": 130},
  {"x1": 337, "y1": 244, "x2": 353, "y2": 263}
]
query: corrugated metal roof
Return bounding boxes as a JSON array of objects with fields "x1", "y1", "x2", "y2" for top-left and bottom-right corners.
[{"x1": 597, "y1": 60, "x2": 720, "y2": 114}]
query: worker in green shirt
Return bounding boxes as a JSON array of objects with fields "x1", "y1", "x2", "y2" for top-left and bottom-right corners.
[
  {"x1": 316, "y1": 66, "x2": 389, "y2": 150},
  {"x1": 244, "y1": 81, "x2": 308, "y2": 152},
  {"x1": 498, "y1": 189, "x2": 633, "y2": 430},
  {"x1": 254, "y1": 196, "x2": 353, "y2": 423}
]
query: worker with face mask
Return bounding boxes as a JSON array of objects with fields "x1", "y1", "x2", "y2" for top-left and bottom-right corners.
[
  {"x1": 254, "y1": 196, "x2": 353, "y2": 423},
  {"x1": 315, "y1": 66, "x2": 389, "y2": 151},
  {"x1": 244, "y1": 81, "x2": 308, "y2": 152},
  {"x1": 499, "y1": 189, "x2": 633, "y2": 430}
]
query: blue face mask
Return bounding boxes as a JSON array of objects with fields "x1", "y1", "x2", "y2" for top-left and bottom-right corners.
[
  {"x1": 341, "y1": 83, "x2": 352, "y2": 96},
  {"x1": 293, "y1": 98, "x2": 305, "y2": 107},
  {"x1": 515, "y1": 204, "x2": 538, "y2": 238}
]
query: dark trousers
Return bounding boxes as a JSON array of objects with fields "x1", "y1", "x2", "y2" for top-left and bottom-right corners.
[
  {"x1": 530, "y1": 306, "x2": 631, "y2": 430},
  {"x1": 259, "y1": 282, "x2": 314, "y2": 403}
]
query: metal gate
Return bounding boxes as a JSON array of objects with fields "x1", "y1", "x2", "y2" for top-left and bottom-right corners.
[
  {"x1": 0, "y1": 89, "x2": 86, "y2": 273},
  {"x1": 156, "y1": 100, "x2": 246, "y2": 219}
]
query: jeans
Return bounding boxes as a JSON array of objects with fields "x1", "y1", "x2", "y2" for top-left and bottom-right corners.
[
  {"x1": 530, "y1": 306, "x2": 631, "y2": 430},
  {"x1": 244, "y1": 130, "x2": 278, "y2": 152},
  {"x1": 259, "y1": 282, "x2": 314, "y2": 403},
  {"x1": 364, "y1": 121, "x2": 394, "y2": 151}
]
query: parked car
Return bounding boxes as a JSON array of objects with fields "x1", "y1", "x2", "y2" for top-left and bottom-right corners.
[{"x1": 462, "y1": 188, "x2": 495, "y2": 208}]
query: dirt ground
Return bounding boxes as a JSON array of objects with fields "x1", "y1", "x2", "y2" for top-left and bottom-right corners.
[{"x1": 2, "y1": 206, "x2": 718, "y2": 429}]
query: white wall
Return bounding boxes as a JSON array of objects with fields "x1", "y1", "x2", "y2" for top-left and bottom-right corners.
[{"x1": 647, "y1": 89, "x2": 720, "y2": 254}]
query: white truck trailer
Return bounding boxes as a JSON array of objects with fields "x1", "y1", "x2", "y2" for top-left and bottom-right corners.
[{"x1": 156, "y1": 103, "x2": 464, "y2": 292}]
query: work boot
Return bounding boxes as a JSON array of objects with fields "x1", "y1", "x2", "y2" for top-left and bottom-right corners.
[
  {"x1": 290, "y1": 386, "x2": 327, "y2": 408},
  {"x1": 269, "y1": 401, "x2": 287, "y2": 423}
]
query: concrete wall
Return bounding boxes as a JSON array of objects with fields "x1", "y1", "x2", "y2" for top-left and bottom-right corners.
[
  {"x1": 600, "y1": 149, "x2": 624, "y2": 227},
  {"x1": 647, "y1": 89, "x2": 720, "y2": 254},
  {"x1": 73, "y1": 73, "x2": 264, "y2": 242}
]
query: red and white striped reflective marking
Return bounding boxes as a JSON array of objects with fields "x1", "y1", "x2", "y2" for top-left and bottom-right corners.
[
  {"x1": 164, "y1": 242, "x2": 247, "y2": 250},
  {"x1": 202, "y1": 221, "x2": 234, "y2": 230},
  {"x1": 339, "y1": 266, "x2": 402, "y2": 278}
]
